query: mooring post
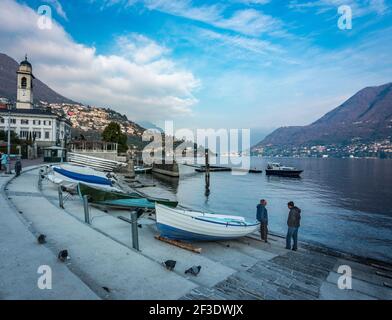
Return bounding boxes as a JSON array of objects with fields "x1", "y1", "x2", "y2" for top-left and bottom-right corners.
[
  {"x1": 38, "y1": 173, "x2": 43, "y2": 191},
  {"x1": 130, "y1": 211, "x2": 139, "y2": 251},
  {"x1": 83, "y1": 195, "x2": 90, "y2": 224},
  {"x1": 58, "y1": 185, "x2": 64, "y2": 209},
  {"x1": 205, "y1": 148, "x2": 210, "y2": 196}
]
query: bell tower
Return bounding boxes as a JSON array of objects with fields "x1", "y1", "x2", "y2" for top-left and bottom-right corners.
[{"x1": 16, "y1": 55, "x2": 35, "y2": 109}]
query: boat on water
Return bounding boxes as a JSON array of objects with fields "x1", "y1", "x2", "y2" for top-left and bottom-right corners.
[
  {"x1": 155, "y1": 203, "x2": 260, "y2": 241},
  {"x1": 47, "y1": 164, "x2": 117, "y2": 188},
  {"x1": 152, "y1": 161, "x2": 180, "y2": 177},
  {"x1": 134, "y1": 165, "x2": 153, "y2": 174},
  {"x1": 77, "y1": 183, "x2": 178, "y2": 209},
  {"x1": 265, "y1": 163, "x2": 303, "y2": 177}
]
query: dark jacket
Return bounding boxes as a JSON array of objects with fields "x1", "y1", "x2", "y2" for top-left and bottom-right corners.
[
  {"x1": 287, "y1": 206, "x2": 301, "y2": 228},
  {"x1": 256, "y1": 204, "x2": 268, "y2": 224},
  {"x1": 15, "y1": 160, "x2": 22, "y2": 174}
]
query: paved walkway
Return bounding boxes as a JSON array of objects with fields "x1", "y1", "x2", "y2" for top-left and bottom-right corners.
[
  {"x1": 0, "y1": 168, "x2": 99, "y2": 300},
  {"x1": 1, "y1": 165, "x2": 392, "y2": 300}
]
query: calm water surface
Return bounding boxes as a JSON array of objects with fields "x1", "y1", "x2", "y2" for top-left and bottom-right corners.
[{"x1": 138, "y1": 158, "x2": 392, "y2": 263}]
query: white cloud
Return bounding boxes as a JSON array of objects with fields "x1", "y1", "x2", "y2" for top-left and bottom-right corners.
[
  {"x1": 146, "y1": 0, "x2": 283, "y2": 36},
  {"x1": 233, "y1": 0, "x2": 271, "y2": 4},
  {"x1": 288, "y1": 0, "x2": 389, "y2": 17},
  {"x1": 43, "y1": 0, "x2": 68, "y2": 20},
  {"x1": 0, "y1": 0, "x2": 199, "y2": 121},
  {"x1": 197, "y1": 28, "x2": 283, "y2": 56}
]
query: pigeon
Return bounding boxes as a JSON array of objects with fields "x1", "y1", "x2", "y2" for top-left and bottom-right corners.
[
  {"x1": 37, "y1": 234, "x2": 46, "y2": 244},
  {"x1": 185, "y1": 266, "x2": 202, "y2": 276},
  {"x1": 58, "y1": 250, "x2": 69, "y2": 262},
  {"x1": 163, "y1": 260, "x2": 176, "y2": 271}
]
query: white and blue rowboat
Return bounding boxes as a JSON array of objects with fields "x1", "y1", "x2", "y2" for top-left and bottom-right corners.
[
  {"x1": 47, "y1": 164, "x2": 116, "y2": 188},
  {"x1": 155, "y1": 204, "x2": 260, "y2": 241}
]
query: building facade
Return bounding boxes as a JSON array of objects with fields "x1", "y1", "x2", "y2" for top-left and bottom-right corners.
[
  {"x1": 16, "y1": 56, "x2": 34, "y2": 109},
  {"x1": 0, "y1": 56, "x2": 72, "y2": 148}
]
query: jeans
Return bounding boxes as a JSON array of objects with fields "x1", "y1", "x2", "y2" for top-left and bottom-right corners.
[
  {"x1": 286, "y1": 227, "x2": 299, "y2": 250},
  {"x1": 260, "y1": 222, "x2": 268, "y2": 242}
]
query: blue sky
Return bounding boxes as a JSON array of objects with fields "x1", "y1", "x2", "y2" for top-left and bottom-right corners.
[{"x1": 1, "y1": 0, "x2": 392, "y2": 142}]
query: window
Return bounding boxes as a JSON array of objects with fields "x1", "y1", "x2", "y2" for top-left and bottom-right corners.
[
  {"x1": 10, "y1": 119, "x2": 16, "y2": 124},
  {"x1": 20, "y1": 130, "x2": 29, "y2": 139},
  {"x1": 21, "y1": 77, "x2": 27, "y2": 88},
  {"x1": 33, "y1": 131, "x2": 41, "y2": 139},
  {"x1": 33, "y1": 120, "x2": 41, "y2": 125},
  {"x1": 45, "y1": 131, "x2": 50, "y2": 139},
  {"x1": 21, "y1": 119, "x2": 29, "y2": 125},
  {"x1": 0, "y1": 118, "x2": 4, "y2": 124},
  {"x1": 49, "y1": 121, "x2": 51, "y2": 126}
]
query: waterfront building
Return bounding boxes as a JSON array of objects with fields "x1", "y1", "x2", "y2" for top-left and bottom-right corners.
[{"x1": 0, "y1": 56, "x2": 72, "y2": 149}]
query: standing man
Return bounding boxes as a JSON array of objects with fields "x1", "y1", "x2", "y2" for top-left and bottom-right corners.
[
  {"x1": 15, "y1": 157, "x2": 22, "y2": 177},
  {"x1": 286, "y1": 201, "x2": 301, "y2": 251},
  {"x1": 256, "y1": 199, "x2": 269, "y2": 243},
  {"x1": 0, "y1": 152, "x2": 3, "y2": 171}
]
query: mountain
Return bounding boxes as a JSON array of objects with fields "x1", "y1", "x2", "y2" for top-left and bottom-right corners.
[
  {"x1": 253, "y1": 82, "x2": 392, "y2": 150},
  {"x1": 138, "y1": 121, "x2": 164, "y2": 133},
  {"x1": 0, "y1": 53, "x2": 75, "y2": 104}
]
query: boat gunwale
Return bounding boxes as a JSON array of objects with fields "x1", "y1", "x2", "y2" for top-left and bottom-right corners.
[{"x1": 156, "y1": 204, "x2": 259, "y2": 227}]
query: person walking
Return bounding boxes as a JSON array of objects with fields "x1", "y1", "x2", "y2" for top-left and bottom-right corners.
[
  {"x1": 1, "y1": 153, "x2": 8, "y2": 173},
  {"x1": 256, "y1": 199, "x2": 269, "y2": 243},
  {"x1": 15, "y1": 158, "x2": 22, "y2": 177},
  {"x1": 286, "y1": 201, "x2": 301, "y2": 251},
  {"x1": 0, "y1": 152, "x2": 3, "y2": 171}
]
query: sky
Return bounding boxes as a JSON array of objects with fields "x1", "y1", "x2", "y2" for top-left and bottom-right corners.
[{"x1": 0, "y1": 0, "x2": 391, "y2": 143}]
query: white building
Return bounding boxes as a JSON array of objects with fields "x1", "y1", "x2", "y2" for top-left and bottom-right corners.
[{"x1": 0, "y1": 56, "x2": 72, "y2": 148}]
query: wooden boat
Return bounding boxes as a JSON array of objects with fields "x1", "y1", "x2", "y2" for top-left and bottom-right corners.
[
  {"x1": 155, "y1": 204, "x2": 259, "y2": 241},
  {"x1": 77, "y1": 183, "x2": 178, "y2": 209},
  {"x1": 265, "y1": 163, "x2": 303, "y2": 177}
]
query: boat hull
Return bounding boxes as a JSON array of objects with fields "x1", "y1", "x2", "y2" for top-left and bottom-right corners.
[
  {"x1": 96, "y1": 198, "x2": 156, "y2": 209},
  {"x1": 53, "y1": 166, "x2": 113, "y2": 186},
  {"x1": 155, "y1": 204, "x2": 259, "y2": 242},
  {"x1": 265, "y1": 169, "x2": 303, "y2": 177},
  {"x1": 78, "y1": 183, "x2": 178, "y2": 209}
]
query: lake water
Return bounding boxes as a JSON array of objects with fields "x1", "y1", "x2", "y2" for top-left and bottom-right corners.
[{"x1": 138, "y1": 157, "x2": 392, "y2": 263}]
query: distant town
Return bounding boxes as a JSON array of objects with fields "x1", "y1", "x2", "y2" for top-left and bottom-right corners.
[{"x1": 252, "y1": 139, "x2": 392, "y2": 159}]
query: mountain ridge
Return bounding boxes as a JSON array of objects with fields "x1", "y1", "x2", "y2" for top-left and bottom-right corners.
[{"x1": 253, "y1": 82, "x2": 392, "y2": 150}]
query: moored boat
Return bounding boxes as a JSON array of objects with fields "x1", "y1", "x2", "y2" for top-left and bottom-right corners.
[
  {"x1": 155, "y1": 204, "x2": 259, "y2": 241},
  {"x1": 77, "y1": 183, "x2": 178, "y2": 209},
  {"x1": 134, "y1": 165, "x2": 153, "y2": 174},
  {"x1": 47, "y1": 164, "x2": 117, "y2": 188},
  {"x1": 265, "y1": 163, "x2": 303, "y2": 177}
]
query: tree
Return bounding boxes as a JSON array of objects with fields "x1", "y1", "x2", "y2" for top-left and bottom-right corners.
[
  {"x1": 0, "y1": 130, "x2": 20, "y2": 144},
  {"x1": 102, "y1": 122, "x2": 128, "y2": 153}
]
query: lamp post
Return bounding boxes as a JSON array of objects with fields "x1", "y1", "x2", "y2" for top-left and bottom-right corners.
[{"x1": 6, "y1": 103, "x2": 11, "y2": 174}]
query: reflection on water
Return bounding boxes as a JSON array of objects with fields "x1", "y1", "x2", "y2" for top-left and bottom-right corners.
[
  {"x1": 150, "y1": 172, "x2": 180, "y2": 192},
  {"x1": 137, "y1": 158, "x2": 392, "y2": 263}
]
